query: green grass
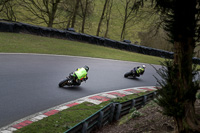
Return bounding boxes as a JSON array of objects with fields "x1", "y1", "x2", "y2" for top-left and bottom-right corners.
[
  {"x1": 0, "y1": 32, "x2": 164, "y2": 65},
  {"x1": 15, "y1": 102, "x2": 103, "y2": 133},
  {"x1": 14, "y1": 91, "x2": 154, "y2": 133}
]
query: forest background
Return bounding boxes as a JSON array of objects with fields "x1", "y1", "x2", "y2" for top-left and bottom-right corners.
[{"x1": 1, "y1": 0, "x2": 200, "y2": 57}]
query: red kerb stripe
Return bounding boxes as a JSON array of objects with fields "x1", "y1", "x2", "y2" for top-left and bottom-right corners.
[
  {"x1": 12, "y1": 120, "x2": 33, "y2": 129},
  {"x1": 124, "y1": 89, "x2": 141, "y2": 93},
  {"x1": 107, "y1": 92, "x2": 126, "y2": 97},
  {"x1": 89, "y1": 96, "x2": 110, "y2": 102},
  {"x1": 139, "y1": 88, "x2": 154, "y2": 91},
  {"x1": 44, "y1": 110, "x2": 59, "y2": 116},
  {"x1": 66, "y1": 102, "x2": 79, "y2": 107}
]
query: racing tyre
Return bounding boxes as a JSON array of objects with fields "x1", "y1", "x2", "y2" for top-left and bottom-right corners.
[
  {"x1": 58, "y1": 79, "x2": 68, "y2": 87},
  {"x1": 124, "y1": 72, "x2": 132, "y2": 78}
]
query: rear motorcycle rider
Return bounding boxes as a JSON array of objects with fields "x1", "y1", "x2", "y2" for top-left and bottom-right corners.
[
  {"x1": 134, "y1": 65, "x2": 146, "y2": 77},
  {"x1": 70, "y1": 65, "x2": 89, "y2": 85},
  {"x1": 124, "y1": 64, "x2": 146, "y2": 78}
]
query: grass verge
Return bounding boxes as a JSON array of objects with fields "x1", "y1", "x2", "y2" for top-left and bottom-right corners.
[
  {"x1": 0, "y1": 32, "x2": 165, "y2": 65},
  {"x1": 14, "y1": 91, "x2": 155, "y2": 133}
]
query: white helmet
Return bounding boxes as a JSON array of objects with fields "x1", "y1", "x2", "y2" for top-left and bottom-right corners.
[{"x1": 142, "y1": 65, "x2": 146, "y2": 69}]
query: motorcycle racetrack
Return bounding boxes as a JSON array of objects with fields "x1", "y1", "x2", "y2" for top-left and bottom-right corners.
[{"x1": 0, "y1": 53, "x2": 161, "y2": 128}]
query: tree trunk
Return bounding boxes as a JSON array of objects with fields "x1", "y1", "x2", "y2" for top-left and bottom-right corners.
[
  {"x1": 48, "y1": 20, "x2": 53, "y2": 27},
  {"x1": 120, "y1": 20, "x2": 126, "y2": 41},
  {"x1": 173, "y1": 37, "x2": 200, "y2": 132},
  {"x1": 46, "y1": 0, "x2": 60, "y2": 27},
  {"x1": 81, "y1": 0, "x2": 88, "y2": 33},
  {"x1": 175, "y1": 101, "x2": 200, "y2": 132},
  {"x1": 172, "y1": 2, "x2": 199, "y2": 131},
  {"x1": 104, "y1": 0, "x2": 113, "y2": 38},
  {"x1": 71, "y1": 0, "x2": 80, "y2": 28},
  {"x1": 120, "y1": 1, "x2": 128, "y2": 41},
  {"x1": 96, "y1": 0, "x2": 108, "y2": 36},
  {"x1": 66, "y1": 15, "x2": 72, "y2": 29},
  {"x1": 153, "y1": 0, "x2": 200, "y2": 132}
]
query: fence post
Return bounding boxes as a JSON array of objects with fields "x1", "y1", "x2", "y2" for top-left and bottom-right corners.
[
  {"x1": 131, "y1": 99, "x2": 135, "y2": 108},
  {"x1": 109, "y1": 103, "x2": 116, "y2": 122},
  {"x1": 82, "y1": 121, "x2": 88, "y2": 133},
  {"x1": 143, "y1": 95, "x2": 147, "y2": 105},
  {"x1": 98, "y1": 111, "x2": 104, "y2": 128},
  {"x1": 153, "y1": 91, "x2": 157, "y2": 99},
  {"x1": 115, "y1": 103, "x2": 122, "y2": 120}
]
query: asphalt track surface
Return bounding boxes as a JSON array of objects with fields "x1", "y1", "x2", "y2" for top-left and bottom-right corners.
[{"x1": 0, "y1": 53, "x2": 161, "y2": 128}]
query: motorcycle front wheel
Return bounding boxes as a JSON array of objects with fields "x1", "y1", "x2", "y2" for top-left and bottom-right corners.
[
  {"x1": 124, "y1": 71, "x2": 132, "y2": 78},
  {"x1": 58, "y1": 79, "x2": 69, "y2": 87}
]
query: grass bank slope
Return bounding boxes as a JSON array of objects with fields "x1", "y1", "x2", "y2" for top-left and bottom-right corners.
[{"x1": 0, "y1": 32, "x2": 164, "y2": 65}]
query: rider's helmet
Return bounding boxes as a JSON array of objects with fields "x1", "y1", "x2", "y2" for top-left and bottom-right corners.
[
  {"x1": 142, "y1": 65, "x2": 146, "y2": 69},
  {"x1": 83, "y1": 65, "x2": 89, "y2": 72}
]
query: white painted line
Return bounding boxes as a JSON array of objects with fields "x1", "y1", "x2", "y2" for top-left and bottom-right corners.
[
  {"x1": 75, "y1": 100, "x2": 85, "y2": 104},
  {"x1": 30, "y1": 115, "x2": 48, "y2": 122},
  {"x1": 83, "y1": 98, "x2": 102, "y2": 105},
  {"x1": 99, "y1": 93, "x2": 118, "y2": 99},
  {"x1": 1, "y1": 127, "x2": 17, "y2": 133},
  {"x1": 1, "y1": 130, "x2": 13, "y2": 133},
  {"x1": 117, "y1": 90, "x2": 133, "y2": 95},
  {"x1": 56, "y1": 106, "x2": 69, "y2": 111},
  {"x1": 131, "y1": 88, "x2": 147, "y2": 92},
  {"x1": 148, "y1": 86, "x2": 159, "y2": 90}
]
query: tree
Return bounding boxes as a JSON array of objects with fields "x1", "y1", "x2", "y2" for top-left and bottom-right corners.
[
  {"x1": 59, "y1": 0, "x2": 74, "y2": 29},
  {"x1": 79, "y1": 0, "x2": 94, "y2": 33},
  {"x1": 0, "y1": 0, "x2": 17, "y2": 21},
  {"x1": 19, "y1": 0, "x2": 61, "y2": 27},
  {"x1": 151, "y1": 0, "x2": 200, "y2": 132},
  {"x1": 118, "y1": 0, "x2": 141, "y2": 41},
  {"x1": 96, "y1": 0, "x2": 114, "y2": 37},
  {"x1": 96, "y1": 0, "x2": 109, "y2": 36},
  {"x1": 71, "y1": 0, "x2": 80, "y2": 28},
  {"x1": 0, "y1": 0, "x2": 9, "y2": 12},
  {"x1": 0, "y1": 0, "x2": 16, "y2": 21},
  {"x1": 61, "y1": 0, "x2": 84, "y2": 29},
  {"x1": 104, "y1": 0, "x2": 113, "y2": 38}
]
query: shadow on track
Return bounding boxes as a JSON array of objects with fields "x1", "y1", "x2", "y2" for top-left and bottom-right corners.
[
  {"x1": 59, "y1": 86, "x2": 83, "y2": 91},
  {"x1": 124, "y1": 77, "x2": 142, "y2": 81}
]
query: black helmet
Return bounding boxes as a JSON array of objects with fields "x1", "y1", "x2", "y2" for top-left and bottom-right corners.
[{"x1": 84, "y1": 65, "x2": 89, "y2": 72}]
